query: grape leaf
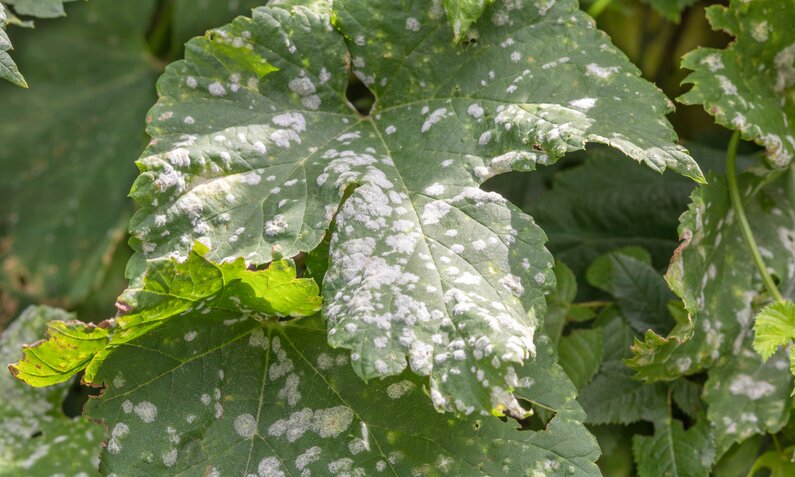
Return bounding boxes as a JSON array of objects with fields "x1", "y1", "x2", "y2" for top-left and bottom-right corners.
[
  {"x1": 679, "y1": 0, "x2": 795, "y2": 167},
  {"x1": 628, "y1": 169, "x2": 795, "y2": 381},
  {"x1": 753, "y1": 300, "x2": 795, "y2": 373},
  {"x1": 704, "y1": 343, "x2": 792, "y2": 454},
  {"x1": 129, "y1": 0, "x2": 700, "y2": 417},
  {"x1": 9, "y1": 244, "x2": 321, "y2": 387},
  {"x1": 0, "y1": 306, "x2": 103, "y2": 475},
  {"x1": 0, "y1": 0, "x2": 159, "y2": 307},
  {"x1": 633, "y1": 417, "x2": 715, "y2": 477},
  {"x1": 85, "y1": 314, "x2": 600, "y2": 477},
  {"x1": 0, "y1": 3, "x2": 25, "y2": 87}
]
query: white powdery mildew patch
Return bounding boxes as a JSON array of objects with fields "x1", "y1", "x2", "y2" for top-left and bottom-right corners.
[
  {"x1": 133, "y1": 401, "x2": 157, "y2": 423},
  {"x1": 728, "y1": 374, "x2": 776, "y2": 400},
  {"x1": 267, "y1": 406, "x2": 354, "y2": 442},
  {"x1": 386, "y1": 380, "x2": 416, "y2": 399},
  {"x1": 295, "y1": 446, "x2": 321, "y2": 471},
  {"x1": 234, "y1": 413, "x2": 258, "y2": 439},
  {"x1": 585, "y1": 63, "x2": 619, "y2": 79},
  {"x1": 258, "y1": 457, "x2": 285, "y2": 477},
  {"x1": 421, "y1": 108, "x2": 449, "y2": 133}
]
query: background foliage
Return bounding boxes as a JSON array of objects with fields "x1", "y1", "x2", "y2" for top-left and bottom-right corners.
[{"x1": 1, "y1": 0, "x2": 794, "y2": 476}]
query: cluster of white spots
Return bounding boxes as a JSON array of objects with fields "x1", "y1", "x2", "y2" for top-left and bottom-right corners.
[
  {"x1": 234, "y1": 413, "x2": 258, "y2": 439},
  {"x1": 270, "y1": 336, "x2": 295, "y2": 381},
  {"x1": 106, "y1": 422, "x2": 129, "y2": 455},
  {"x1": 264, "y1": 214, "x2": 289, "y2": 236},
  {"x1": 700, "y1": 53, "x2": 724, "y2": 72},
  {"x1": 249, "y1": 328, "x2": 269, "y2": 348},
  {"x1": 267, "y1": 406, "x2": 353, "y2": 442},
  {"x1": 112, "y1": 372, "x2": 126, "y2": 389},
  {"x1": 133, "y1": 401, "x2": 157, "y2": 423},
  {"x1": 258, "y1": 457, "x2": 285, "y2": 477},
  {"x1": 751, "y1": 21, "x2": 769, "y2": 42},
  {"x1": 386, "y1": 380, "x2": 416, "y2": 399},
  {"x1": 295, "y1": 446, "x2": 321, "y2": 471},
  {"x1": 421, "y1": 107, "x2": 450, "y2": 133},
  {"x1": 162, "y1": 448, "x2": 178, "y2": 467},
  {"x1": 568, "y1": 97, "x2": 597, "y2": 111},
  {"x1": 729, "y1": 374, "x2": 776, "y2": 400},
  {"x1": 121, "y1": 400, "x2": 133, "y2": 413},
  {"x1": 585, "y1": 63, "x2": 619, "y2": 79},
  {"x1": 405, "y1": 17, "x2": 421, "y2": 31},
  {"x1": 277, "y1": 373, "x2": 301, "y2": 407},
  {"x1": 289, "y1": 72, "x2": 321, "y2": 110},
  {"x1": 184, "y1": 330, "x2": 198, "y2": 342},
  {"x1": 424, "y1": 183, "x2": 445, "y2": 197},
  {"x1": 421, "y1": 200, "x2": 452, "y2": 225},
  {"x1": 467, "y1": 103, "x2": 484, "y2": 119},
  {"x1": 717, "y1": 75, "x2": 738, "y2": 95},
  {"x1": 385, "y1": 125, "x2": 397, "y2": 135},
  {"x1": 186, "y1": 76, "x2": 198, "y2": 89}
]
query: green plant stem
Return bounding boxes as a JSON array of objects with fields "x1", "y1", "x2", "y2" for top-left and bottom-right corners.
[
  {"x1": 587, "y1": 0, "x2": 614, "y2": 18},
  {"x1": 726, "y1": 131, "x2": 785, "y2": 303}
]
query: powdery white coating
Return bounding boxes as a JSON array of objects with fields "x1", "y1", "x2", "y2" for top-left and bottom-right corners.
[
  {"x1": 729, "y1": 374, "x2": 776, "y2": 400},
  {"x1": 162, "y1": 448, "x2": 178, "y2": 468},
  {"x1": 421, "y1": 200, "x2": 452, "y2": 225},
  {"x1": 295, "y1": 446, "x2": 321, "y2": 470},
  {"x1": 717, "y1": 75, "x2": 738, "y2": 95},
  {"x1": 569, "y1": 97, "x2": 597, "y2": 111},
  {"x1": 467, "y1": 103, "x2": 484, "y2": 119},
  {"x1": 421, "y1": 108, "x2": 448, "y2": 133},
  {"x1": 424, "y1": 183, "x2": 445, "y2": 196},
  {"x1": 234, "y1": 413, "x2": 258, "y2": 439},
  {"x1": 184, "y1": 330, "x2": 197, "y2": 342},
  {"x1": 264, "y1": 215, "x2": 289, "y2": 236},
  {"x1": 258, "y1": 457, "x2": 285, "y2": 477},
  {"x1": 700, "y1": 53, "x2": 724, "y2": 72},
  {"x1": 405, "y1": 17, "x2": 421, "y2": 32},
  {"x1": 312, "y1": 406, "x2": 354, "y2": 438},
  {"x1": 585, "y1": 63, "x2": 619, "y2": 79},
  {"x1": 386, "y1": 380, "x2": 416, "y2": 399},
  {"x1": 208, "y1": 82, "x2": 227, "y2": 96},
  {"x1": 133, "y1": 401, "x2": 157, "y2": 423}
]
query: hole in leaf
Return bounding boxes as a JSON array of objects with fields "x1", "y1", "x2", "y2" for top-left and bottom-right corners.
[{"x1": 346, "y1": 74, "x2": 375, "y2": 116}]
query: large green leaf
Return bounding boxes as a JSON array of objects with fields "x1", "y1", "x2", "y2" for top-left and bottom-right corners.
[
  {"x1": 129, "y1": 0, "x2": 700, "y2": 417},
  {"x1": 0, "y1": 0, "x2": 159, "y2": 308},
  {"x1": 10, "y1": 244, "x2": 321, "y2": 387},
  {"x1": 85, "y1": 315, "x2": 600, "y2": 476},
  {"x1": 679, "y1": 0, "x2": 795, "y2": 167},
  {"x1": 633, "y1": 417, "x2": 715, "y2": 477},
  {"x1": 0, "y1": 306, "x2": 103, "y2": 475},
  {"x1": 629, "y1": 170, "x2": 795, "y2": 380}
]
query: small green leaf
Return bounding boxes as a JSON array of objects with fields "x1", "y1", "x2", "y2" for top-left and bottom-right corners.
[
  {"x1": 9, "y1": 245, "x2": 322, "y2": 387},
  {"x1": 1, "y1": 306, "x2": 103, "y2": 476},
  {"x1": 753, "y1": 300, "x2": 795, "y2": 361},
  {"x1": 586, "y1": 246, "x2": 652, "y2": 293},
  {"x1": 558, "y1": 328, "x2": 603, "y2": 389},
  {"x1": 0, "y1": 3, "x2": 26, "y2": 87},
  {"x1": 3, "y1": 0, "x2": 79, "y2": 18},
  {"x1": 679, "y1": 0, "x2": 795, "y2": 167},
  {"x1": 644, "y1": 0, "x2": 698, "y2": 23},
  {"x1": 443, "y1": 0, "x2": 493, "y2": 43},
  {"x1": 747, "y1": 447, "x2": 795, "y2": 477},
  {"x1": 633, "y1": 417, "x2": 715, "y2": 477}
]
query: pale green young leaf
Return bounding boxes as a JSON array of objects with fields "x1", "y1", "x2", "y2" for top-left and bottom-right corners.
[
  {"x1": 85, "y1": 313, "x2": 600, "y2": 476},
  {"x1": 753, "y1": 300, "x2": 795, "y2": 361},
  {"x1": 130, "y1": 0, "x2": 700, "y2": 417},
  {"x1": 9, "y1": 245, "x2": 321, "y2": 387},
  {"x1": 0, "y1": 306, "x2": 103, "y2": 475},
  {"x1": 679, "y1": 0, "x2": 795, "y2": 167},
  {"x1": 633, "y1": 417, "x2": 715, "y2": 477}
]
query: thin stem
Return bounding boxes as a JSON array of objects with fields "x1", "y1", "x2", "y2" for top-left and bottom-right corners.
[
  {"x1": 726, "y1": 131, "x2": 785, "y2": 303},
  {"x1": 587, "y1": 0, "x2": 614, "y2": 18}
]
